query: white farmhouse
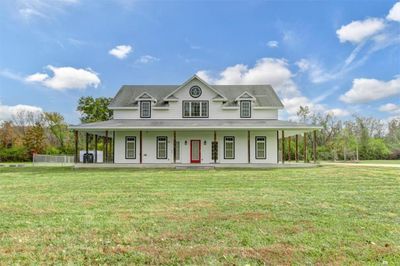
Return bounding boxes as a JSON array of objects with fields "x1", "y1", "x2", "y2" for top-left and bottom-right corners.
[{"x1": 71, "y1": 75, "x2": 320, "y2": 166}]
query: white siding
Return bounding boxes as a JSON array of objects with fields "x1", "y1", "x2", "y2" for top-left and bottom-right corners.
[{"x1": 113, "y1": 130, "x2": 278, "y2": 164}]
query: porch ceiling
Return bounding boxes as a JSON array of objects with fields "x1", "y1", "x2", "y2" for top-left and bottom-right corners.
[{"x1": 70, "y1": 119, "x2": 321, "y2": 132}]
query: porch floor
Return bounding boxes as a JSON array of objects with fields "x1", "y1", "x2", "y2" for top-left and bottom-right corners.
[{"x1": 74, "y1": 162, "x2": 319, "y2": 169}]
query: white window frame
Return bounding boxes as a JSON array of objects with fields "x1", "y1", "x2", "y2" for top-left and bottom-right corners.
[
  {"x1": 125, "y1": 136, "x2": 136, "y2": 159},
  {"x1": 240, "y1": 100, "x2": 251, "y2": 118},
  {"x1": 157, "y1": 136, "x2": 168, "y2": 159},
  {"x1": 255, "y1": 136, "x2": 266, "y2": 159},
  {"x1": 140, "y1": 101, "x2": 151, "y2": 118},
  {"x1": 224, "y1": 136, "x2": 235, "y2": 159},
  {"x1": 182, "y1": 101, "x2": 208, "y2": 118}
]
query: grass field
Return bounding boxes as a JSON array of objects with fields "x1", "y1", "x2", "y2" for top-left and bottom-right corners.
[{"x1": 0, "y1": 166, "x2": 399, "y2": 265}]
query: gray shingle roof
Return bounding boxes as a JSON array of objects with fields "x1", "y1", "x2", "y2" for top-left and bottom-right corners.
[
  {"x1": 70, "y1": 119, "x2": 321, "y2": 130},
  {"x1": 109, "y1": 84, "x2": 284, "y2": 108}
]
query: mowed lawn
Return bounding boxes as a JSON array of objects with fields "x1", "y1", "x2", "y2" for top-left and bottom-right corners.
[{"x1": 0, "y1": 166, "x2": 399, "y2": 265}]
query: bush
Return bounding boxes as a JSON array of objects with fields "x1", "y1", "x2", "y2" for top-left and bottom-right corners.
[{"x1": 0, "y1": 147, "x2": 29, "y2": 162}]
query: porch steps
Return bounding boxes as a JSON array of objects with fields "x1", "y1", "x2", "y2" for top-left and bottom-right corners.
[{"x1": 175, "y1": 165, "x2": 215, "y2": 170}]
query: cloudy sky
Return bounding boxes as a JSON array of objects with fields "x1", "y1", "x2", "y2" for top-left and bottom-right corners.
[{"x1": 0, "y1": 0, "x2": 399, "y2": 123}]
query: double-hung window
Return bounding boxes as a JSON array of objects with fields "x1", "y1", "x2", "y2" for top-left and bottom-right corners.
[
  {"x1": 224, "y1": 136, "x2": 235, "y2": 159},
  {"x1": 157, "y1": 136, "x2": 168, "y2": 159},
  {"x1": 140, "y1": 101, "x2": 151, "y2": 118},
  {"x1": 240, "y1": 100, "x2": 251, "y2": 118},
  {"x1": 125, "y1": 136, "x2": 136, "y2": 159},
  {"x1": 255, "y1": 136, "x2": 266, "y2": 159},
  {"x1": 182, "y1": 101, "x2": 208, "y2": 118}
]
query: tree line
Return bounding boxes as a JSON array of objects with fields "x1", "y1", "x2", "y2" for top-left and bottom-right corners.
[{"x1": 0, "y1": 97, "x2": 399, "y2": 162}]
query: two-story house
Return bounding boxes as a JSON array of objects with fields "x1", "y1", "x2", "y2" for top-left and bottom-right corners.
[{"x1": 71, "y1": 75, "x2": 320, "y2": 165}]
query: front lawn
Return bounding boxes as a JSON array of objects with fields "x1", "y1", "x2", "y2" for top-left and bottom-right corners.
[{"x1": 0, "y1": 166, "x2": 398, "y2": 264}]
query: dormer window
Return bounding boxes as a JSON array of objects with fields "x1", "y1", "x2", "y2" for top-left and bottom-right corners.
[
  {"x1": 140, "y1": 101, "x2": 151, "y2": 118},
  {"x1": 240, "y1": 100, "x2": 251, "y2": 118}
]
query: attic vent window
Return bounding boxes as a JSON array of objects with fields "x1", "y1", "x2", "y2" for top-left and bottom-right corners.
[{"x1": 189, "y1": 86, "x2": 202, "y2": 98}]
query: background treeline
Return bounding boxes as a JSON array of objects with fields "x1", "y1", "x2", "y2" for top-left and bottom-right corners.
[
  {"x1": 0, "y1": 97, "x2": 399, "y2": 162},
  {"x1": 0, "y1": 97, "x2": 112, "y2": 162}
]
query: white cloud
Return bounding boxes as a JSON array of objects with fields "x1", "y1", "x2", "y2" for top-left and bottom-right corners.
[
  {"x1": 387, "y1": 2, "x2": 400, "y2": 22},
  {"x1": 0, "y1": 103, "x2": 43, "y2": 122},
  {"x1": 340, "y1": 76, "x2": 400, "y2": 103},
  {"x1": 267, "y1": 41, "x2": 279, "y2": 48},
  {"x1": 25, "y1": 65, "x2": 100, "y2": 90},
  {"x1": 136, "y1": 55, "x2": 160, "y2": 64},
  {"x1": 197, "y1": 58, "x2": 327, "y2": 118},
  {"x1": 17, "y1": 0, "x2": 79, "y2": 21},
  {"x1": 324, "y1": 108, "x2": 350, "y2": 117},
  {"x1": 336, "y1": 18, "x2": 385, "y2": 44},
  {"x1": 197, "y1": 58, "x2": 299, "y2": 98},
  {"x1": 109, "y1": 45, "x2": 132, "y2": 59},
  {"x1": 295, "y1": 59, "x2": 310, "y2": 72},
  {"x1": 379, "y1": 103, "x2": 400, "y2": 113}
]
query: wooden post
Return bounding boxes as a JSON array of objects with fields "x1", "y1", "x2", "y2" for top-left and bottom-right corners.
[
  {"x1": 247, "y1": 130, "x2": 250, "y2": 164},
  {"x1": 214, "y1": 130, "x2": 217, "y2": 163},
  {"x1": 109, "y1": 136, "x2": 112, "y2": 163},
  {"x1": 104, "y1": 131, "x2": 108, "y2": 163},
  {"x1": 74, "y1": 130, "x2": 79, "y2": 163},
  {"x1": 173, "y1": 131, "x2": 176, "y2": 163},
  {"x1": 112, "y1": 131, "x2": 115, "y2": 163},
  {"x1": 313, "y1": 130, "x2": 317, "y2": 164},
  {"x1": 139, "y1": 131, "x2": 143, "y2": 164},
  {"x1": 85, "y1": 133, "x2": 89, "y2": 163},
  {"x1": 276, "y1": 130, "x2": 279, "y2": 164},
  {"x1": 288, "y1": 136, "x2": 291, "y2": 162},
  {"x1": 94, "y1": 134, "x2": 98, "y2": 163},
  {"x1": 303, "y1": 132, "x2": 307, "y2": 163},
  {"x1": 281, "y1": 130, "x2": 285, "y2": 164},
  {"x1": 295, "y1": 134, "x2": 299, "y2": 162}
]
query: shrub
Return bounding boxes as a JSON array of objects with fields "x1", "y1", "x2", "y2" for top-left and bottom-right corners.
[{"x1": 0, "y1": 147, "x2": 29, "y2": 162}]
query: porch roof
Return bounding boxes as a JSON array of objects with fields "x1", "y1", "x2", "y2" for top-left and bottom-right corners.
[{"x1": 70, "y1": 119, "x2": 321, "y2": 131}]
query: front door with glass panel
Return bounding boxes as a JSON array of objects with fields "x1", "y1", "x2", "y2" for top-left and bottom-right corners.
[{"x1": 190, "y1": 140, "x2": 201, "y2": 163}]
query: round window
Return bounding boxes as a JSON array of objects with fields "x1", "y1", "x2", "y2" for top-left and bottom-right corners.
[{"x1": 189, "y1": 86, "x2": 202, "y2": 98}]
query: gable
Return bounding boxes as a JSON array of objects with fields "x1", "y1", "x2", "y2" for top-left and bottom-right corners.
[{"x1": 164, "y1": 75, "x2": 227, "y2": 101}]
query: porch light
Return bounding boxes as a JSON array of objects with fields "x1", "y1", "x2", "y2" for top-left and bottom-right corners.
[
  {"x1": 184, "y1": 140, "x2": 187, "y2": 145},
  {"x1": 204, "y1": 140, "x2": 207, "y2": 145}
]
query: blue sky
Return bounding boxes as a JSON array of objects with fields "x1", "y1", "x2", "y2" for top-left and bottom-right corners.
[{"x1": 0, "y1": 0, "x2": 399, "y2": 123}]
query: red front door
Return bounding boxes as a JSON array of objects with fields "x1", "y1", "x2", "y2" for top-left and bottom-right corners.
[{"x1": 190, "y1": 140, "x2": 201, "y2": 163}]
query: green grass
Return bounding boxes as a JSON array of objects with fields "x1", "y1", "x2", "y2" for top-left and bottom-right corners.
[
  {"x1": 357, "y1": 160, "x2": 400, "y2": 165},
  {"x1": 0, "y1": 166, "x2": 399, "y2": 265}
]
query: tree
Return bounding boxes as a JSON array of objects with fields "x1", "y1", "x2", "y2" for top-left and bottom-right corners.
[
  {"x1": 23, "y1": 123, "x2": 46, "y2": 156},
  {"x1": 44, "y1": 112, "x2": 69, "y2": 151},
  {"x1": 77, "y1": 96, "x2": 113, "y2": 123},
  {"x1": 0, "y1": 121, "x2": 15, "y2": 148},
  {"x1": 297, "y1": 106, "x2": 311, "y2": 123}
]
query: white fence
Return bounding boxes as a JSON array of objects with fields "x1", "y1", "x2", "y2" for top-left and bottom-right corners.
[{"x1": 32, "y1": 154, "x2": 74, "y2": 166}]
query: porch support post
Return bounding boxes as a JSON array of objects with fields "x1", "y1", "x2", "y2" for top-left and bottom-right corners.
[
  {"x1": 295, "y1": 134, "x2": 299, "y2": 162},
  {"x1": 213, "y1": 130, "x2": 217, "y2": 164},
  {"x1": 85, "y1": 132, "x2": 89, "y2": 164},
  {"x1": 247, "y1": 130, "x2": 250, "y2": 164},
  {"x1": 281, "y1": 130, "x2": 285, "y2": 164},
  {"x1": 173, "y1": 131, "x2": 176, "y2": 163},
  {"x1": 288, "y1": 136, "x2": 291, "y2": 162},
  {"x1": 105, "y1": 130, "x2": 108, "y2": 163},
  {"x1": 276, "y1": 130, "x2": 279, "y2": 163},
  {"x1": 139, "y1": 130, "x2": 143, "y2": 164},
  {"x1": 303, "y1": 132, "x2": 307, "y2": 163},
  {"x1": 108, "y1": 137, "x2": 113, "y2": 162},
  {"x1": 74, "y1": 130, "x2": 79, "y2": 163},
  {"x1": 313, "y1": 130, "x2": 317, "y2": 164},
  {"x1": 94, "y1": 134, "x2": 98, "y2": 163},
  {"x1": 112, "y1": 131, "x2": 115, "y2": 163}
]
